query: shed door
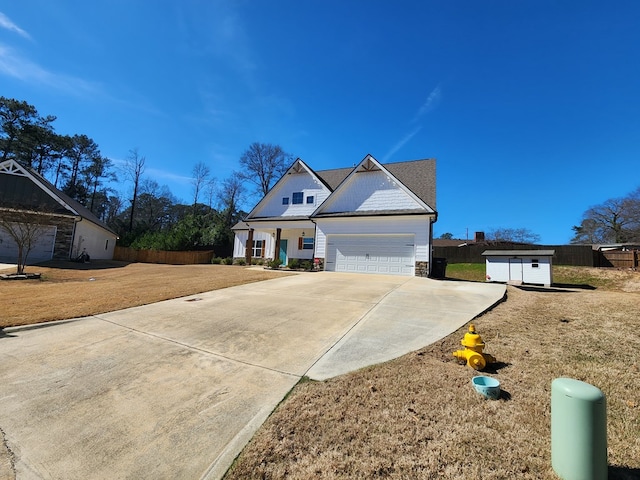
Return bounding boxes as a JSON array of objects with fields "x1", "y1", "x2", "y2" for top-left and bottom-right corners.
[
  {"x1": 509, "y1": 258, "x2": 523, "y2": 282},
  {"x1": 325, "y1": 235, "x2": 415, "y2": 276},
  {"x1": 0, "y1": 224, "x2": 57, "y2": 264}
]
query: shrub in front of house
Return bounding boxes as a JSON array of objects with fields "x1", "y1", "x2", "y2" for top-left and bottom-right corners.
[
  {"x1": 267, "y1": 258, "x2": 282, "y2": 269},
  {"x1": 222, "y1": 257, "x2": 234, "y2": 265},
  {"x1": 300, "y1": 260, "x2": 313, "y2": 271},
  {"x1": 211, "y1": 257, "x2": 222, "y2": 264},
  {"x1": 235, "y1": 258, "x2": 246, "y2": 266},
  {"x1": 287, "y1": 258, "x2": 301, "y2": 269}
]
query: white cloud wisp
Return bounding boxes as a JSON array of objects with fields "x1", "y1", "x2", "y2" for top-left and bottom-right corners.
[{"x1": 0, "y1": 12, "x2": 31, "y2": 40}]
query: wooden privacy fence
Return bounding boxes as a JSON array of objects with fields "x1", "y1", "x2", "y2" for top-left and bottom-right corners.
[
  {"x1": 113, "y1": 246, "x2": 214, "y2": 265},
  {"x1": 596, "y1": 250, "x2": 639, "y2": 268}
]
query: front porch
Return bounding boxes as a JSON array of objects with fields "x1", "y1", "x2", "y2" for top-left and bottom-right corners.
[{"x1": 233, "y1": 219, "x2": 316, "y2": 267}]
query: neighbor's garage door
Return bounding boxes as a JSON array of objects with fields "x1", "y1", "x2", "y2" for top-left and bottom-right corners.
[
  {"x1": 0, "y1": 224, "x2": 57, "y2": 264},
  {"x1": 326, "y1": 235, "x2": 415, "y2": 276}
]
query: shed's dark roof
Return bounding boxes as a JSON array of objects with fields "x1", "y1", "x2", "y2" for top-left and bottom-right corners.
[
  {"x1": 315, "y1": 158, "x2": 436, "y2": 209},
  {"x1": 482, "y1": 250, "x2": 555, "y2": 257}
]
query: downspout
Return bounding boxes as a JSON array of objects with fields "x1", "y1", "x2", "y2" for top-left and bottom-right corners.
[{"x1": 429, "y1": 211, "x2": 438, "y2": 277}]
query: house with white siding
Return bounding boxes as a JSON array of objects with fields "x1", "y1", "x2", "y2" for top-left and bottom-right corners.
[
  {"x1": 0, "y1": 159, "x2": 118, "y2": 264},
  {"x1": 232, "y1": 154, "x2": 437, "y2": 276}
]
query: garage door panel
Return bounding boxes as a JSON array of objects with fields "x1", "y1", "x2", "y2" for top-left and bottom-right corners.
[
  {"x1": 326, "y1": 235, "x2": 415, "y2": 276},
  {"x1": 0, "y1": 224, "x2": 56, "y2": 264}
]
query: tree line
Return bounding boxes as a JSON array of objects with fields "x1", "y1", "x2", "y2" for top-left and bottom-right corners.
[
  {"x1": 7, "y1": 96, "x2": 636, "y2": 252},
  {"x1": 0, "y1": 96, "x2": 292, "y2": 256}
]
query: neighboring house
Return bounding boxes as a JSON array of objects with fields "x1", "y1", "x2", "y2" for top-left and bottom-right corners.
[
  {"x1": 232, "y1": 154, "x2": 437, "y2": 276},
  {"x1": 0, "y1": 159, "x2": 118, "y2": 264},
  {"x1": 432, "y1": 231, "x2": 486, "y2": 248}
]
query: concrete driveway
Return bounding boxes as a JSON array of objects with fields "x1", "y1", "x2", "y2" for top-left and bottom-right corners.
[{"x1": 0, "y1": 272, "x2": 505, "y2": 480}]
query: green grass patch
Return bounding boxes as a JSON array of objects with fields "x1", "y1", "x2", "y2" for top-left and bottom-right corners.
[{"x1": 444, "y1": 263, "x2": 486, "y2": 282}]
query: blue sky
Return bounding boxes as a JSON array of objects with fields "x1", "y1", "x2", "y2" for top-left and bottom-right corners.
[{"x1": 2, "y1": 1, "x2": 639, "y2": 244}]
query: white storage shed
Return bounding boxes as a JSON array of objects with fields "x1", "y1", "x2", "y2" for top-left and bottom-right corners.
[{"x1": 482, "y1": 250, "x2": 555, "y2": 287}]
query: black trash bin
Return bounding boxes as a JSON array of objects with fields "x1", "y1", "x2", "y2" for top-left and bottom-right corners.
[{"x1": 430, "y1": 258, "x2": 447, "y2": 279}]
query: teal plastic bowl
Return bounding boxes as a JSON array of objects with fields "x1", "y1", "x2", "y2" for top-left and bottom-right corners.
[{"x1": 472, "y1": 376, "x2": 501, "y2": 400}]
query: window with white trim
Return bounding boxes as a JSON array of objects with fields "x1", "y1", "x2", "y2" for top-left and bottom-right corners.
[
  {"x1": 252, "y1": 240, "x2": 265, "y2": 257},
  {"x1": 298, "y1": 237, "x2": 314, "y2": 250},
  {"x1": 292, "y1": 192, "x2": 303, "y2": 204}
]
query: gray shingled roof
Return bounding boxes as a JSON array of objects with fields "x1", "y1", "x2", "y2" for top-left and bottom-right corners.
[
  {"x1": 314, "y1": 166, "x2": 353, "y2": 190},
  {"x1": 385, "y1": 159, "x2": 436, "y2": 209}
]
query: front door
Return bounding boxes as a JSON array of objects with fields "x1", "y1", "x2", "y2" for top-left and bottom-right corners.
[
  {"x1": 509, "y1": 258, "x2": 523, "y2": 283},
  {"x1": 279, "y1": 239, "x2": 288, "y2": 265}
]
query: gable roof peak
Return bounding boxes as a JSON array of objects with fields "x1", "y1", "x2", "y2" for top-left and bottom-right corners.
[
  {"x1": 0, "y1": 159, "x2": 30, "y2": 177},
  {"x1": 355, "y1": 154, "x2": 382, "y2": 173},
  {"x1": 287, "y1": 157, "x2": 307, "y2": 174}
]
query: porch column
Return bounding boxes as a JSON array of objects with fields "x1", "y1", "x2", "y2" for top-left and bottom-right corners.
[
  {"x1": 245, "y1": 229, "x2": 254, "y2": 264},
  {"x1": 274, "y1": 228, "x2": 282, "y2": 263}
]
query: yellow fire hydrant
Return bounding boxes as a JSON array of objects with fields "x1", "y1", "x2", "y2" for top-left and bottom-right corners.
[{"x1": 452, "y1": 324, "x2": 496, "y2": 370}]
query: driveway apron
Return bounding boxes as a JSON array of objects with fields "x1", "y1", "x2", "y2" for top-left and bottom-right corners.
[{"x1": 0, "y1": 272, "x2": 505, "y2": 480}]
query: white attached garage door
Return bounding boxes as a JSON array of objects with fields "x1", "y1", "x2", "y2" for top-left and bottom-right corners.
[
  {"x1": 326, "y1": 235, "x2": 415, "y2": 276},
  {"x1": 0, "y1": 224, "x2": 57, "y2": 264}
]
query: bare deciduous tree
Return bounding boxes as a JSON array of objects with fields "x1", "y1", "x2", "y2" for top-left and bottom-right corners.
[
  {"x1": 123, "y1": 148, "x2": 146, "y2": 233},
  {"x1": 0, "y1": 211, "x2": 49, "y2": 274},
  {"x1": 191, "y1": 161, "x2": 212, "y2": 210},
  {"x1": 238, "y1": 142, "x2": 291, "y2": 196},
  {"x1": 218, "y1": 174, "x2": 246, "y2": 228},
  {"x1": 487, "y1": 228, "x2": 541, "y2": 244},
  {"x1": 572, "y1": 188, "x2": 640, "y2": 244}
]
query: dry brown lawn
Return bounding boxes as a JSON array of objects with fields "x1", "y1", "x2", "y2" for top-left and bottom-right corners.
[
  {"x1": 225, "y1": 268, "x2": 640, "y2": 480},
  {"x1": 0, "y1": 261, "x2": 288, "y2": 328}
]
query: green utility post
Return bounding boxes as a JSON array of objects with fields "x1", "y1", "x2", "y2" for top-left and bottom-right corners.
[{"x1": 551, "y1": 378, "x2": 607, "y2": 480}]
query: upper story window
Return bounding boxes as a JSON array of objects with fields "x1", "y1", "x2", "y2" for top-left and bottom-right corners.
[
  {"x1": 292, "y1": 192, "x2": 304, "y2": 204},
  {"x1": 282, "y1": 197, "x2": 289, "y2": 205},
  {"x1": 306, "y1": 195, "x2": 314, "y2": 204}
]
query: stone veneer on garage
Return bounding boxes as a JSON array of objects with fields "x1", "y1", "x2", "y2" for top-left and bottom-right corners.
[
  {"x1": 415, "y1": 261, "x2": 429, "y2": 277},
  {"x1": 2, "y1": 211, "x2": 76, "y2": 260}
]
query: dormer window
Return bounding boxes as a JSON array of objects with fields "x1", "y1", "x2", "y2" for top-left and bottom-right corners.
[
  {"x1": 292, "y1": 192, "x2": 303, "y2": 204},
  {"x1": 306, "y1": 195, "x2": 314, "y2": 204},
  {"x1": 282, "y1": 197, "x2": 289, "y2": 205}
]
